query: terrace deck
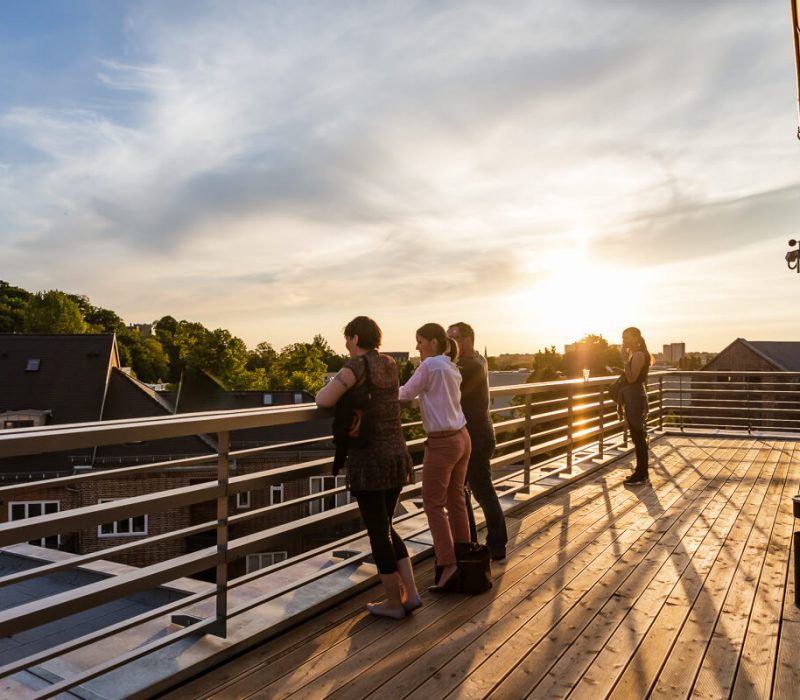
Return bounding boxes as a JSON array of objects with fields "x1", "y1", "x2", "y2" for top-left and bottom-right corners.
[{"x1": 162, "y1": 436, "x2": 800, "y2": 699}]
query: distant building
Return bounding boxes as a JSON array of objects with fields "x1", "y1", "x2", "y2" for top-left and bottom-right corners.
[
  {"x1": 127, "y1": 323, "x2": 154, "y2": 338},
  {"x1": 702, "y1": 339, "x2": 800, "y2": 372},
  {"x1": 662, "y1": 342, "x2": 686, "y2": 366},
  {"x1": 383, "y1": 351, "x2": 409, "y2": 363}
]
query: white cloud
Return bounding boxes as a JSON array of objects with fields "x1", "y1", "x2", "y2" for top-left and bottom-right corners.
[{"x1": 0, "y1": 0, "x2": 797, "y2": 350}]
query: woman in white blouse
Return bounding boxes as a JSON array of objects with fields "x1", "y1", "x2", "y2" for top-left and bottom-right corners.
[{"x1": 399, "y1": 322, "x2": 471, "y2": 592}]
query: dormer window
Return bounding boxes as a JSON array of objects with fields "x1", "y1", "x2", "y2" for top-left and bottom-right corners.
[{"x1": 25, "y1": 358, "x2": 41, "y2": 372}]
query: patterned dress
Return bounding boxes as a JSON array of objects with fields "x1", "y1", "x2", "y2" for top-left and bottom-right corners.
[{"x1": 343, "y1": 351, "x2": 414, "y2": 493}]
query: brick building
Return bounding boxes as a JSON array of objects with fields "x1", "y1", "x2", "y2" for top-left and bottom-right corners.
[{"x1": 0, "y1": 334, "x2": 345, "y2": 578}]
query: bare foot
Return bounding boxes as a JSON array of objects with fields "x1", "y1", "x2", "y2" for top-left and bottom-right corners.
[
  {"x1": 366, "y1": 601, "x2": 405, "y2": 619},
  {"x1": 403, "y1": 593, "x2": 422, "y2": 612}
]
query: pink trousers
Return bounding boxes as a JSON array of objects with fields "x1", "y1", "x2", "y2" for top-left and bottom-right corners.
[{"x1": 422, "y1": 427, "x2": 471, "y2": 566}]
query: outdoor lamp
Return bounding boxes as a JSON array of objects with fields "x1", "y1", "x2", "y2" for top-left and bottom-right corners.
[{"x1": 786, "y1": 239, "x2": 800, "y2": 271}]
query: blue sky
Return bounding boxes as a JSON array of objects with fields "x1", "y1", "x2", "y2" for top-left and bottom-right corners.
[{"x1": 1, "y1": 1, "x2": 799, "y2": 354}]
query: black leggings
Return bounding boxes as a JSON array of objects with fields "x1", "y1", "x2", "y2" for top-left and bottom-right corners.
[
  {"x1": 629, "y1": 425, "x2": 649, "y2": 477},
  {"x1": 354, "y1": 487, "x2": 409, "y2": 574}
]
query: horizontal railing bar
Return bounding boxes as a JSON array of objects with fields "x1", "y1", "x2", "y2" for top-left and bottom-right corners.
[
  {"x1": 0, "y1": 519, "x2": 217, "y2": 589},
  {"x1": 30, "y1": 615, "x2": 221, "y2": 700},
  {"x1": 0, "y1": 404, "x2": 325, "y2": 459},
  {"x1": 0, "y1": 545, "x2": 219, "y2": 637},
  {"x1": 0, "y1": 584, "x2": 214, "y2": 678},
  {"x1": 0, "y1": 481, "x2": 223, "y2": 547}
]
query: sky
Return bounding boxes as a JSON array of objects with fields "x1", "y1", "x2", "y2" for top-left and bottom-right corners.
[{"x1": 1, "y1": 0, "x2": 799, "y2": 356}]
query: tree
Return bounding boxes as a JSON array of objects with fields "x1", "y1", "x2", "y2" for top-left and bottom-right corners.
[
  {"x1": 118, "y1": 330, "x2": 170, "y2": 382},
  {"x1": 23, "y1": 290, "x2": 88, "y2": 333},
  {"x1": 561, "y1": 334, "x2": 622, "y2": 379},
  {"x1": 247, "y1": 341, "x2": 278, "y2": 372},
  {"x1": 0, "y1": 280, "x2": 31, "y2": 332},
  {"x1": 266, "y1": 341, "x2": 329, "y2": 393},
  {"x1": 528, "y1": 346, "x2": 564, "y2": 382}
]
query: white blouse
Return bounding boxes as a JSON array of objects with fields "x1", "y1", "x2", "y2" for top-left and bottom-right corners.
[{"x1": 399, "y1": 354, "x2": 467, "y2": 433}]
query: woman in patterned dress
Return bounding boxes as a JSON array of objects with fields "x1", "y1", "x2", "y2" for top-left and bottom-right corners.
[{"x1": 316, "y1": 316, "x2": 419, "y2": 619}]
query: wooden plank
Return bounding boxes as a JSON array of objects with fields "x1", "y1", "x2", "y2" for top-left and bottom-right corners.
[
  {"x1": 623, "y1": 440, "x2": 787, "y2": 699},
  {"x1": 610, "y1": 440, "x2": 786, "y2": 699},
  {"x1": 279, "y1": 441, "x2": 694, "y2": 699},
  {"x1": 648, "y1": 443, "x2": 794, "y2": 699},
  {"x1": 361, "y1": 441, "x2": 736, "y2": 700},
  {"x1": 488, "y1": 442, "x2": 756, "y2": 699},
  {"x1": 569, "y1": 440, "x2": 777, "y2": 699},
  {"x1": 689, "y1": 442, "x2": 790, "y2": 699},
  {"x1": 187, "y1": 452, "x2": 657, "y2": 699},
  {"x1": 773, "y1": 448, "x2": 800, "y2": 700},
  {"x1": 294, "y1": 473, "x2": 656, "y2": 699},
  {"x1": 732, "y1": 442, "x2": 798, "y2": 698}
]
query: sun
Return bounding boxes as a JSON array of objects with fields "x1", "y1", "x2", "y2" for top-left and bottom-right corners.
[{"x1": 516, "y1": 245, "x2": 645, "y2": 346}]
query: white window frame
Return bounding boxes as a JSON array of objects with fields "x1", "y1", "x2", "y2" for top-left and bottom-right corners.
[
  {"x1": 309, "y1": 475, "x2": 349, "y2": 515},
  {"x1": 246, "y1": 551, "x2": 288, "y2": 574},
  {"x1": 8, "y1": 501, "x2": 60, "y2": 547},
  {"x1": 236, "y1": 490, "x2": 251, "y2": 509},
  {"x1": 270, "y1": 484, "x2": 284, "y2": 505},
  {"x1": 98, "y1": 498, "x2": 148, "y2": 537}
]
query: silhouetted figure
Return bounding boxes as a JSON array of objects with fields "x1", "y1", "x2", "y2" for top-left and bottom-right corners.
[
  {"x1": 620, "y1": 326, "x2": 652, "y2": 486},
  {"x1": 447, "y1": 322, "x2": 508, "y2": 560}
]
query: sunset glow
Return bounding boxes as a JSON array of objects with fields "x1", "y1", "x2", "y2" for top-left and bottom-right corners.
[{"x1": 1, "y1": 1, "x2": 798, "y2": 354}]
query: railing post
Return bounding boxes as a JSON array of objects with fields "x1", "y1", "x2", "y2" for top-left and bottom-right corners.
[
  {"x1": 658, "y1": 375, "x2": 664, "y2": 431},
  {"x1": 566, "y1": 384, "x2": 574, "y2": 473},
  {"x1": 212, "y1": 430, "x2": 230, "y2": 637},
  {"x1": 598, "y1": 388, "x2": 605, "y2": 460},
  {"x1": 523, "y1": 395, "x2": 532, "y2": 492},
  {"x1": 679, "y1": 373, "x2": 684, "y2": 433}
]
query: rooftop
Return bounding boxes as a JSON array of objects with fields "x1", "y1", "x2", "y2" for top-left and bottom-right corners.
[{"x1": 162, "y1": 435, "x2": 799, "y2": 699}]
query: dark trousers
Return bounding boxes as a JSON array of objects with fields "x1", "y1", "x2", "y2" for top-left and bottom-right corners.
[
  {"x1": 354, "y1": 487, "x2": 409, "y2": 574},
  {"x1": 464, "y1": 433, "x2": 508, "y2": 550},
  {"x1": 629, "y1": 425, "x2": 649, "y2": 477}
]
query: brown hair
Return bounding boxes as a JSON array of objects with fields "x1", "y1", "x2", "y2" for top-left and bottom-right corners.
[
  {"x1": 417, "y1": 322, "x2": 458, "y2": 361},
  {"x1": 344, "y1": 316, "x2": 382, "y2": 350},
  {"x1": 448, "y1": 321, "x2": 475, "y2": 342}
]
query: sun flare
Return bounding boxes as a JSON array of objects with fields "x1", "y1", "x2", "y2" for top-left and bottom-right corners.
[{"x1": 516, "y1": 246, "x2": 645, "y2": 347}]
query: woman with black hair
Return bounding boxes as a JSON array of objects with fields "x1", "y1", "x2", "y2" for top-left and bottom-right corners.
[
  {"x1": 398, "y1": 322, "x2": 471, "y2": 592},
  {"x1": 620, "y1": 326, "x2": 653, "y2": 485},
  {"x1": 316, "y1": 316, "x2": 419, "y2": 619}
]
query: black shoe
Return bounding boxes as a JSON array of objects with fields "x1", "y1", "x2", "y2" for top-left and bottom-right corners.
[
  {"x1": 623, "y1": 475, "x2": 650, "y2": 486},
  {"x1": 428, "y1": 568, "x2": 461, "y2": 593},
  {"x1": 489, "y1": 546, "x2": 506, "y2": 561}
]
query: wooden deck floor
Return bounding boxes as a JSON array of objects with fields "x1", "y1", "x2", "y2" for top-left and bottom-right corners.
[{"x1": 162, "y1": 436, "x2": 800, "y2": 699}]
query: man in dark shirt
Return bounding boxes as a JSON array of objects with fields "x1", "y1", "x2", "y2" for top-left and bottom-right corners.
[{"x1": 447, "y1": 322, "x2": 508, "y2": 560}]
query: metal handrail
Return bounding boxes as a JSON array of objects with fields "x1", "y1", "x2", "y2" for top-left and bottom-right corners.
[{"x1": 5, "y1": 369, "x2": 800, "y2": 694}]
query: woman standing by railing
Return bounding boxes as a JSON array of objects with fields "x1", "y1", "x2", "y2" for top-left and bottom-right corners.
[
  {"x1": 621, "y1": 326, "x2": 653, "y2": 485},
  {"x1": 316, "y1": 316, "x2": 420, "y2": 619},
  {"x1": 399, "y1": 322, "x2": 471, "y2": 593}
]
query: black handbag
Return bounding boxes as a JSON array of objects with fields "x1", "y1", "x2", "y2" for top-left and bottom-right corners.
[
  {"x1": 455, "y1": 542, "x2": 493, "y2": 594},
  {"x1": 608, "y1": 374, "x2": 624, "y2": 404},
  {"x1": 331, "y1": 356, "x2": 375, "y2": 474}
]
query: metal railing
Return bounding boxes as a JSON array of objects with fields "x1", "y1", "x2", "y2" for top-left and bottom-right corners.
[{"x1": 4, "y1": 369, "x2": 798, "y2": 695}]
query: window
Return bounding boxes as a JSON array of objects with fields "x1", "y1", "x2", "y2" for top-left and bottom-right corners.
[
  {"x1": 3, "y1": 420, "x2": 34, "y2": 429},
  {"x1": 293, "y1": 393, "x2": 304, "y2": 404},
  {"x1": 25, "y1": 358, "x2": 41, "y2": 372},
  {"x1": 236, "y1": 490, "x2": 251, "y2": 509},
  {"x1": 262, "y1": 393, "x2": 273, "y2": 405},
  {"x1": 270, "y1": 484, "x2": 284, "y2": 505},
  {"x1": 309, "y1": 475, "x2": 349, "y2": 515},
  {"x1": 98, "y1": 499, "x2": 147, "y2": 537},
  {"x1": 9, "y1": 501, "x2": 60, "y2": 548},
  {"x1": 246, "y1": 551, "x2": 288, "y2": 573}
]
